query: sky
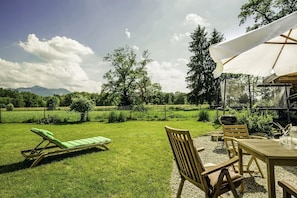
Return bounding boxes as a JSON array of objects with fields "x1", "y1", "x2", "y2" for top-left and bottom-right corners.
[{"x1": 0, "y1": 0, "x2": 250, "y2": 93}]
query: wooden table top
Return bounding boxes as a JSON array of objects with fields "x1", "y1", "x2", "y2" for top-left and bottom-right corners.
[{"x1": 237, "y1": 139, "x2": 297, "y2": 160}]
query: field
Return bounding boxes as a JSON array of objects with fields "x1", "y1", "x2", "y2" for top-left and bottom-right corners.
[
  {"x1": 0, "y1": 105, "x2": 219, "y2": 123},
  {"x1": 0, "y1": 108, "x2": 218, "y2": 197}
]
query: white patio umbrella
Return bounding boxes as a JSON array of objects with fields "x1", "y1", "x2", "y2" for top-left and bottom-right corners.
[{"x1": 209, "y1": 11, "x2": 297, "y2": 80}]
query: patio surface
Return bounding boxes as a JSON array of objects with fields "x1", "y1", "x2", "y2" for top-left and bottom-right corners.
[{"x1": 170, "y1": 135, "x2": 297, "y2": 197}]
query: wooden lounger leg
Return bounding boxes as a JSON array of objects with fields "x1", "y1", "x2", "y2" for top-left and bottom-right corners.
[{"x1": 30, "y1": 153, "x2": 46, "y2": 168}]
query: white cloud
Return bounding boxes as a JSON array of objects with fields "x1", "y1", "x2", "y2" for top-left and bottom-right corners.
[
  {"x1": 132, "y1": 45, "x2": 139, "y2": 52},
  {"x1": 171, "y1": 14, "x2": 210, "y2": 43},
  {"x1": 184, "y1": 13, "x2": 210, "y2": 27},
  {"x1": 0, "y1": 34, "x2": 100, "y2": 92},
  {"x1": 171, "y1": 32, "x2": 191, "y2": 42},
  {"x1": 19, "y1": 34, "x2": 94, "y2": 63},
  {"x1": 125, "y1": 28, "x2": 131, "y2": 39},
  {"x1": 147, "y1": 59, "x2": 189, "y2": 93}
]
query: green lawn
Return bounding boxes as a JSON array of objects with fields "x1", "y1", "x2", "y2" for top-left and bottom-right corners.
[{"x1": 0, "y1": 121, "x2": 215, "y2": 197}]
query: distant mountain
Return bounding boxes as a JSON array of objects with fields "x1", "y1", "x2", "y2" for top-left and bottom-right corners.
[{"x1": 16, "y1": 86, "x2": 71, "y2": 96}]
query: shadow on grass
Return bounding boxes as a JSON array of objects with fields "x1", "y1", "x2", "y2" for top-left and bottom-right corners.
[{"x1": 0, "y1": 147, "x2": 104, "y2": 174}]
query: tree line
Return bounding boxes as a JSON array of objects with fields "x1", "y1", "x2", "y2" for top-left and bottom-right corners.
[{"x1": 0, "y1": 87, "x2": 189, "y2": 108}]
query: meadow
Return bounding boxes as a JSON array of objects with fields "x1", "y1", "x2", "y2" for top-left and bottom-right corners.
[
  {"x1": 0, "y1": 105, "x2": 218, "y2": 123},
  {"x1": 0, "y1": 107, "x2": 218, "y2": 197}
]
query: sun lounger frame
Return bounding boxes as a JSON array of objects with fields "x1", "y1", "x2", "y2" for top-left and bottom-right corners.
[{"x1": 21, "y1": 128, "x2": 111, "y2": 168}]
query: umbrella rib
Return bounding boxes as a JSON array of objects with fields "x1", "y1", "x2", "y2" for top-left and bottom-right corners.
[
  {"x1": 280, "y1": 34, "x2": 297, "y2": 43},
  {"x1": 222, "y1": 55, "x2": 238, "y2": 65},
  {"x1": 272, "y1": 29, "x2": 293, "y2": 70},
  {"x1": 265, "y1": 34, "x2": 297, "y2": 45}
]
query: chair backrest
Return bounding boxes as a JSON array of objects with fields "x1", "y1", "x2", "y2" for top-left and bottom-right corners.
[
  {"x1": 31, "y1": 128, "x2": 65, "y2": 148},
  {"x1": 165, "y1": 126, "x2": 208, "y2": 191},
  {"x1": 222, "y1": 124, "x2": 250, "y2": 139}
]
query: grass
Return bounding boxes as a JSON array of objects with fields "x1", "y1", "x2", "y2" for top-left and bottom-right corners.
[
  {"x1": 0, "y1": 120, "x2": 216, "y2": 197},
  {"x1": 0, "y1": 104, "x2": 219, "y2": 123}
]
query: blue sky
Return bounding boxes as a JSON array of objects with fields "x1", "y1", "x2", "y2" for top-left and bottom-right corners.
[{"x1": 0, "y1": 0, "x2": 249, "y2": 93}]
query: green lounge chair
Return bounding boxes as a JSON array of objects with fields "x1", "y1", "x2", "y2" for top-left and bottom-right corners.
[{"x1": 21, "y1": 128, "x2": 111, "y2": 168}]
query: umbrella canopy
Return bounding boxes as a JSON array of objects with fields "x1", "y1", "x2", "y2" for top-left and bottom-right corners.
[{"x1": 209, "y1": 11, "x2": 297, "y2": 81}]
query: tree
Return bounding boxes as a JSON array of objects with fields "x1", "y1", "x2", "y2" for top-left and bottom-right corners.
[
  {"x1": 6, "y1": 103, "x2": 14, "y2": 111},
  {"x1": 46, "y1": 96, "x2": 60, "y2": 110},
  {"x1": 239, "y1": 0, "x2": 297, "y2": 31},
  {"x1": 69, "y1": 97, "x2": 94, "y2": 122},
  {"x1": 206, "y1": 29, "x2": 225, "y2": 106},
  {"x1": 102, "y1": 46, "x2": 152, "y2": 108},
  {"x1": 186, "y1": 26, "x2": 224, "y2": 105}
]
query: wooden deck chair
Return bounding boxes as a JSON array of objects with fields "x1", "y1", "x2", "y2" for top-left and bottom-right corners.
[
  {"x1": 165, "y1": 126, "x2": 243, "y2": 198},
  {"x1": 278, "y1": 180, "x2": 297, "y2": 198},
  {"x1": 21, "y1": 128, "x2": 111, "y2": 168},
  {"x1": 222, "y1": 124, "x2": 264, "y2": 178}
]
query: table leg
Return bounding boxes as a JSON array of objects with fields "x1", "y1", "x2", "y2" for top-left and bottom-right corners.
[
  {"x1": 267, "y1": 161, "x2": 275, "y2": 198},
  {"x1": 238, "y1": 146, "x2": 244, "y2": 193}
]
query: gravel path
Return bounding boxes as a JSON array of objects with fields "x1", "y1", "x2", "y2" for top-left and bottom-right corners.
[{"x1": 170, "y1": 135, "x2": 297, "y2": 197}]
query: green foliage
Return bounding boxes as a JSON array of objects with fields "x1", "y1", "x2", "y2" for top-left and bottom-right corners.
[
  {"x1": 108, "y1": 111, "x2": 118, "y2": 123},
  {"x1": 46, "y1": 96, "x2": 60, "y2": 110},
  {"x1": 102, "y1": 46, "x2": 153, "y2": 107},
  {"x1": 186, "y1": 27, "x2": 224, "y2": 105},
  {"x1": 198, "y1": 109, "x2": 210, "y2": 122},
  {"x1": 108, "y1": 111, "x2": 127, "y2": 123},
  {"x1": 6, "y1": 103, "x2": 14, "y2": 111},
  {"x1": 229, "y1": 108, "x2": 273, "y2": 134},
  {"x1": 69, "y1": 97, "x2": 95, "y2": 122},
  {"x1": 239, "y1": 0, "x2": 297, "y2": 31},
  {"x1": 0, "y1": 87, "x2": 190, "y2": 108},
  {"x1": 118, "y1": 112, "x2": 127, "y2": 122},
  {"x1": 0, "y1": 105, "x2": 220, "y2": 123}
]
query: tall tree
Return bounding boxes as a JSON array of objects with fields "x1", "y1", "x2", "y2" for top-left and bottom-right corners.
[
  {"x1": 239, "y1": 0, "x2": 297, "y2": 31},
  {"x1": 102, "y1": 46, "x2": 152, "y2": 107},
  {"x1": 206, "y1": 29, "x2": 224, "y2": 106},
  {"x1": 186, "y1": 26, "x2": 224, "y2": 105}
]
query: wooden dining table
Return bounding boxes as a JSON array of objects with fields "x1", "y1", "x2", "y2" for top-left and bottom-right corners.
[{"x1": 237, "y1": 139, "x2": 297, "y2": 198}]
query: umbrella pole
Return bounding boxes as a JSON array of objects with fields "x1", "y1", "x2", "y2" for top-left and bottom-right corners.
[
  {"x1": 223, "y1": 76, "x2": 226, "y2": 114},
  {"x1": 248, "y1": 75, "x2": 252, "y2": 110},
  {"x1": 285, "y1": 87, "x2": 291, "y2": 123}
]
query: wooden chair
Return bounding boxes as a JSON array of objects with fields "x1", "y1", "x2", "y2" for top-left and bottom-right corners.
[
  {"x1": 278, "y1": 180, "x2": 297, "y2": 198},
  {"x1": 165, "y1": 126, "x2": 243, "y2": 198},
  {"x1": 222, "y1": 124, "x2": 264, "y2": 178}
]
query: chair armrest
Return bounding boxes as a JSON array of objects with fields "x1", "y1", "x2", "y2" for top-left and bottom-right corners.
[
  {"x1": 196, "y1": 147, "x2": 205, "y2": 152},
  {"x1": 278, "y1": 180, "x2": 297, "y2": 197},
  {"x1": 201, "y1": 156, "x2": 239, "y2": 176},
  {"x1": 250, "y1": 135, "x2": 266, "y2": 139},
  {"x1": 223, "y1": 137, "x2": 237, "y2": 141}
]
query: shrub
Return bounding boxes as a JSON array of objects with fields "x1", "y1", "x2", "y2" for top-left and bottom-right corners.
[
  {"x1": 118, "y1": 112, "x2": 127, "y2": 122},
  {"x1": 229, "y1": 108, "x2": 273, "y2": 134},
  {"x1": 198, "y1": 109, "x2": 209, "y2": 122},
  {"x1": 108, "y1": 111, "x2": 118, "y2": 123},
  {"x1": 6, "y1": 103, "x2": 14, "y2": 111},
  {"x1": 108, "y1": 111, "x2": 127, "y2": 123}
]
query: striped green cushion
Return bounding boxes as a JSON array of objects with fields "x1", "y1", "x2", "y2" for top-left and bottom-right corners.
[
  {"x1": 31, "y1": 128, "x2": 64, "y2": 147},
  {"x1": 31, "y1": 128, "x2": 54, "y2": 136},
  {"x1": 61, "y1": 137, "x2": 111, "y2": 148},
  {"x1": 31, "y1": 128, "x2": 111, "y2": 149}
]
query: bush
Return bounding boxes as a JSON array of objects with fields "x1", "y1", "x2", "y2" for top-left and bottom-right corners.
[
  {"x1": 118, "y1": 112, "x2": 127, "y2": 122},
  {"x1": 198, "y1": 109, "x2": 209, "y2": 122},
  {"x1": 6, "y1": 103, "x2": 14, "y2": 111},
  {"x1": 229, "y1": 108, "x2": 273, "y2": 134},
  {"x1": 108, "y1": 111, "x2": 118, "y2": 123},
  {"x1": 108, "y1": 111, "x2": 127, "y2": 123}
]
